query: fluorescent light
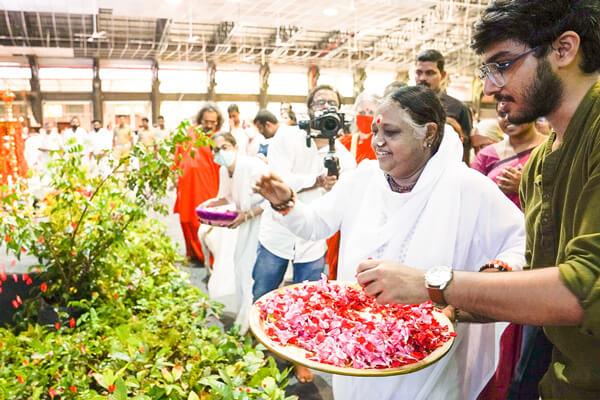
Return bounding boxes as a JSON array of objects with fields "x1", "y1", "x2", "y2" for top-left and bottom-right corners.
[{"x1": 323, "y1": 8, "x2": 338, "y2": 16}]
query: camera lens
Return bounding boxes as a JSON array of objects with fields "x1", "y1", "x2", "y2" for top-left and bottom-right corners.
[{"x1": 320, "y1": 115, "x2": 340, "y2": 135}]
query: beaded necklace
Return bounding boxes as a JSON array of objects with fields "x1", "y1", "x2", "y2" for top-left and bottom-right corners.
[{"x1": 385, "y1": 173, "x2": 416, "y2": 193}]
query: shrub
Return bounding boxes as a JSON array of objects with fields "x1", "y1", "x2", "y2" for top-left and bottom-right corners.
[{"x1": 0, "y1": 122, "x2": 294, "y2": 399}]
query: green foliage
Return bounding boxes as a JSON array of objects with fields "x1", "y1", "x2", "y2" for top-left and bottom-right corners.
[{"x1": 0, "y1": 121, "x2": 294, "y2": 399}]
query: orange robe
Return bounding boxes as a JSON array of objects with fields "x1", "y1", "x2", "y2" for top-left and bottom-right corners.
[
  {"x1": 326, "y1": 133, "x2": 376, "y2": 279},
  {"x1": 173, "y1": 129, "x2": 220, "y2": 262}
]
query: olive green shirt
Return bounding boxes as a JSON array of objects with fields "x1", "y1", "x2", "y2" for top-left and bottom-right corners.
[{"x1": 521, "y1": 81, "x2": 600, "y2": 399}]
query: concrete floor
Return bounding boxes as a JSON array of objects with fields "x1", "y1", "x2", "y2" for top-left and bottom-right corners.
[{"x1": 1, "y1": 191, "x2": 333, "y2": 400}]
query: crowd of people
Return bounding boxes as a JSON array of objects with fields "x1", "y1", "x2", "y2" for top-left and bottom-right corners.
[
  {"x1": 23, "y1": 115, "x2": 171, "y2": 173},
  {"x1": 171, "y1": 1, "x2": 600, "y2": 399}
]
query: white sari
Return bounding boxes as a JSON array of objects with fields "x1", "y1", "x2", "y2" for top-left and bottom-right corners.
[
  {"x1": 278, "y1": 129, "x2": 526, "y2": 400},
  {"x1": 215, "y1": 155, "x2": 268, "y2": 333}
]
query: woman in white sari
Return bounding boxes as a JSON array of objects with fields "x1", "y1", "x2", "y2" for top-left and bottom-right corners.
[
  {"x1": 254, "y1": 86, "x2": 526, "y2": 400},
  {"x1": 202, "y1": 132, "x2": 267, "y2": 334}
]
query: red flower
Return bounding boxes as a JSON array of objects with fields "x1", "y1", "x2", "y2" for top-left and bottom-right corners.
[
  {"x1": 70, "y1": 250, "x2": 76, "y2": 257},
  {"x1": 54, "y1": 322, "x2": 60, "y2": 330},
  {"x1": 11, "y1": 300, "x2": 18, "y2": 309},
  {"x1": 10, "y1": 258, "x2": 17, "y2": 266},
  {"x1": 40, "y1": 282, "x2": 47, "y2": 292},
  {"x1": 108, "y1": 384, "x2": 116, "y2": 393},
  {"x1": 11, "y1": 273, "x2": 18, "y2": 282},
  {"x1": 70, "y1": 385, "x2": 77, "y2": 393},
  {"x1": 48, "y1": 387, "x2": 57, "y2": 398},
  {"x1": 0, "y1": 265, "x2": 5, "y2": 281},
  {"x1": 16, "y1": 295, "x2": 22, "y2": 305},
  {"x1": 17, "y1": 375, "x2": 24, "y2": 383},
  {"x1": 22, "y1": 359, "x2": 28, "y2": 366},
  {"x1": 38, "y1": 236, "x2": 44, "y2": 243},
  {"x1": 22, "y1": 273, "x2": 29, "y2": 281},
  {"x1": 20, "y1": 247, "x2": 26, "y2": 253},
  {"x1": 139, "y1": 346, "x2": 145, "y2": 353},
  {"x1": 69, "y1": 318, "x2": 76, "y2": 328},
  {"x1": 25, "y1": 278, "x2": 32, "y2": 285},
  {"x1": 113, "y1": 293, "x2": 119, "y2": 299},
  {"x1": 4, "y1": 234, "x2": 10, "y2": 242}
]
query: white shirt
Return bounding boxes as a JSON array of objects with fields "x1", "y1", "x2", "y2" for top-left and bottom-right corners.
[
  {"x1": 153, "y1": 126, "x2": 170, "y2": 142},
  {"x1": 62, "y1": 127, "x2": 92, "y2": 153},
  {"x1": 89, "y1": 128, "x2": 113, "y2": 153},
  {"x1": 258, "y1": 125, "x2": 356, "y2": 262},
  {"x1": 24, "y1": 134, "x2": 43, "y2": 170}
]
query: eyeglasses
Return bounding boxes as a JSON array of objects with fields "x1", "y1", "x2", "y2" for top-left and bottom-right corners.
[
  {"x1": 476, "y1": 46, "x2": 538, "y2": 88},
  {"x1": 312, "y1": 99, "x2": 339, "y2": 109}
]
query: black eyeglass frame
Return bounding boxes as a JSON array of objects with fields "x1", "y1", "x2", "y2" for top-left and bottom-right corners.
[{"x1": 476, "y1": 46, "x2": 539, "y2": 88}]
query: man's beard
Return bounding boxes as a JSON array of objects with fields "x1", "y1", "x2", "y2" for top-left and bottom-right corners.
[
  {"x1": 496, "y1": 58, "x2": 563, "y2": 125},
  {"x1": 417, "y1": 81, "x2": 430, "y2": 88}
]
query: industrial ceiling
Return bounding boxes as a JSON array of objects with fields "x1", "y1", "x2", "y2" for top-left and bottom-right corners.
[{"x1": 1, "y1": 0, "x2": 489, "y2": 75}]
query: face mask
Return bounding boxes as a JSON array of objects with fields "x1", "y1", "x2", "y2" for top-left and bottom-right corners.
[
  {"x1": 214, "y1": 149, "x2": 235, "y2": 167},
  {"x1": 356, "y1": 115, "x2": 374, "y2": 134}
]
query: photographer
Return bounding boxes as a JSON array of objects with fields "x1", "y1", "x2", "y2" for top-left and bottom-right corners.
[{"x1": 252, "y1": 84, "x2": 356, "y2": 383}]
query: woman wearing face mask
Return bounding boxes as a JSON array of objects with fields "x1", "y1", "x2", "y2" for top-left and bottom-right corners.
[
  {"x1": 254, "y1": 86, "x2": 526, "y2": 400},
  {"x1": 327, "y1": 92, "x2": 380, "y2": 279},
  {"x1": 202, "y1": 132, "x2": 268, "y2": 334},
  {"x1": 339, "y1": 91, "x2": 380, "y2": 164}
]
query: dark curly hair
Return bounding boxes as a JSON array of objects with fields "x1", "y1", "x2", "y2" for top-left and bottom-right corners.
[
  {"x1": 195, "y1": 102, "x2": 223, "y2": 131},
  {"x1": 472, "y1": 0, "x2": 600, "y2": 73}
]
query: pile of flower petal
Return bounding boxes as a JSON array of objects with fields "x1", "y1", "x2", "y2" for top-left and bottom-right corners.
[{"x1": 256, "y1": 275, "x2": 456, "y2": 369}]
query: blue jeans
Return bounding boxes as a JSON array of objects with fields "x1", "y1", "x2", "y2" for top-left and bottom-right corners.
[{"x1": 252, "y1": 242, "x2": 325, "y2": 301}]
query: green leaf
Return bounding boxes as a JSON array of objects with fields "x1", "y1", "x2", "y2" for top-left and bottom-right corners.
[
  {"x1": 161, "y1": 367, "x2": 174, "y2": 383},
  {"x1": 172, "y1": 365, "x2": 184, "y2": 381},
  {"x1": 111, "y1": 377, "x2": 128, "y2": 400},
  {"x1": 188, "y1": 391, "x2": 200, "y2": 400}
]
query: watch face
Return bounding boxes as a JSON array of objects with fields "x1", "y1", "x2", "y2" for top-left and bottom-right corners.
[{"x1": 426, "y1": 266, "x2": 452, "y2": 286}]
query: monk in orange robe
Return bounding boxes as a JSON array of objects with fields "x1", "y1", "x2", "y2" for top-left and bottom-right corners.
[
  {"x1": 326, "y1": 92, "x2": 379, "y2": 279},
  {"x1": 174, "y1": 103, "x2": 223, "y2": 264}
]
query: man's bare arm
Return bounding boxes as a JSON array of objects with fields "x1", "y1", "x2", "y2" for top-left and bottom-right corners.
[
  {"x1": 446, "y1": 267, "x2": 583, "y2": 326},
  {"x1": 357, "y1": 260, "x2": 584, "y2": 326}
]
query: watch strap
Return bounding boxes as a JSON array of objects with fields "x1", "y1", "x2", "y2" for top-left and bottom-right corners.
[{"x1": 427, "y1": 286, "x2": 447, "y2": 307}]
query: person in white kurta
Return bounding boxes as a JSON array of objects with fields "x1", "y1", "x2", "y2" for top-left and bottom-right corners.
[
  {"x1": 255, "y1": 86, "x2": 527, "y2": 400},
  {"x1": 202, "y1": 132, "x2": 268, "y2": 334}
]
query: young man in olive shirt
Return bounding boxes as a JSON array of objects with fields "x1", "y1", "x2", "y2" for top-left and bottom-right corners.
[{"x1": 355, "y1": 1, "x2": 600, "y2": 398}]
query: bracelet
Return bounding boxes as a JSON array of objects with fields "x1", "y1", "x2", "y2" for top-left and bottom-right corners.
[
  {"x1": 454, "y1": 307, "x2": 461, "y2": 323},
  {"x1": 248, "y1": 209, "x2": 255, "y2": 219},
  {"x1": 270, "y1": 190, "x2": 296, "y2": 215},
  {"x1": 479, "y1": 259, "x2": 512, "y2": 272}
]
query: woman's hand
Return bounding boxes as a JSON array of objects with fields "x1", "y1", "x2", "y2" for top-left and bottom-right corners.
[
  {"x1": 254, "y1": 173, "x2": 293, "y2": 206},
  {"x1": 356, "y1": 259, "x2": 429, "y2": 305},
  {"x1": 497, "y1": 165, "x2": 522, "y2": 194},
  {"x1": 227, "y1": 211, "x2": 247, "y2": 229}
]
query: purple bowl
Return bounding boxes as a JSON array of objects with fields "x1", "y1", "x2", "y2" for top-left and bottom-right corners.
[{"x1": 195, "y1": 206, "x2": 238, "y2": 223}]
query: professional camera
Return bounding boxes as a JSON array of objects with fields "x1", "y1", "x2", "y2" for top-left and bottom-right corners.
[
  {"x1": 298, "y1": 107, "x2": 347, "y2": 178},
  {"x1": 298, "y1": 107, "x2": 347, "y2": 139}
]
